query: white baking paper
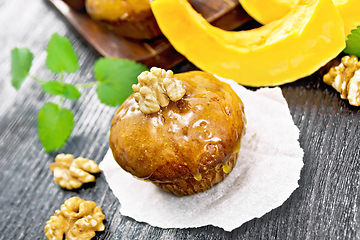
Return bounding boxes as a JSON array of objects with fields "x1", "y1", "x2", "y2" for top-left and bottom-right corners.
[{"x1": 99, "y1": 77, "x2": 304, "y2": 231}]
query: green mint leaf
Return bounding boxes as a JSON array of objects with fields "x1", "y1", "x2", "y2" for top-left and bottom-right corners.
[
  {"x1": 94, "y1": 58, "x2": 148, "y2": 106},
  {"x1": 42, "y1": 81, "x2": 81, "y2": 100},
  {"x1": 46, "y1": 33, "x2": 78, "y2": 74},
  {"x1": 344, "y1": 26, "x2": 360, "y2": 58},
  {"x1": 62, "y1": 83, "x2": 81, "y2": 99},
  {"x1": 42, "y1": 81, "x2": 63, "y2": 95},
  {"x1": 11, "y1": 48, "x2": 34, "y2": 90},
  {"x1": 38, "y1": 102, "x2": 74, "y2": 152}
]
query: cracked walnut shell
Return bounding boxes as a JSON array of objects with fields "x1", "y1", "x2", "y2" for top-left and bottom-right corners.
[
  {"x1": 132, "y1": 67, "x2": 186, "y2": 114},
  {"x1": 49, "y1": 154, "x2": 101, "y2": 190},
  {"x1": 44, "y1": 197, "x2": 105, "y2": 240},
  {"x1": 323, "y1": 55, "x2": 360, "y2": 106}
]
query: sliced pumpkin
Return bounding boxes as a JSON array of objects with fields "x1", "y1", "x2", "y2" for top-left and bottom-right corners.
[
  {"x1": 239, "y1": 0, "x2": 360, "y2": 35},
  {"x1": 238, "y1": 0, "x2": 297, "y2": 25},
  {"x1": 151, "y1": 0, "x2": 345, "y2": 86},
  {"x1": 336, "y1": 0, "x2": 360, "y2": 36}
]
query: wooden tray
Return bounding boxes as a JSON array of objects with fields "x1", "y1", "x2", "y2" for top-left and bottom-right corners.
[{"x1": 48, "y1": 0, "x2": 252, "y2": 69}]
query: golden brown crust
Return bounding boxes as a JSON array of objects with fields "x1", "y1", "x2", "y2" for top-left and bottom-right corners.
[
  {"x1": 85, "y1": 0, "x2": 161, "y2": 39},
  {"x1": 153, "y1": 153, "x2": 238, "y2": 197},
  {"x1": 98, "y1": 11, "x2": 162, "y2": 39},
  {"x1": 109, "y1": 71, "x2": 246, "y2": 195},
  {"x1": 85, "y1": 0, "x2": 151, "y2": 21},
  {"x1": 63, "y1": 0, "x2": 85, "y2": 10}
]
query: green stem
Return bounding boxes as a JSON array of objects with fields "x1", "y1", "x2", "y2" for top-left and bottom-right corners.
[
  {"x1": 58, "y1": 72, "x2": 65, "y2": 109},
  {"x1": 59, "y1": 95, "x2": 63, "y2": 109},
  {"x1": 29, "y1": 75, "x2": 46, "y2": 84},
  {"x1": 60, "y1": 72, "x2": 64, "y2": 84},
  {"x1": 76, "y1": 82, "x2": 97, "y2": 89}
]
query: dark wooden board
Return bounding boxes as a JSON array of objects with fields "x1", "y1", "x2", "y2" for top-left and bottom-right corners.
[
  {"x1": 48, "y1": 0, "x2": 252, "y2": 69},
  {"x1": 2, "y1": 0, "x2": 360, "y2": 239}
]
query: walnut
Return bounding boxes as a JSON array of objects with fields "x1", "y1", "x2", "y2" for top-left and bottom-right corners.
[
  {"x1": 323, "y1": 55, "x2": 360, "y2": 106},
  {"x1": 49, "y1": 154, "x2": 101, "y2": 190},
  {"x1": 44, "y1": 197, "x2": 105, "y2": 240},
  {"x1": 132, "y1": 67, "x2": 186, "y2": 114}
]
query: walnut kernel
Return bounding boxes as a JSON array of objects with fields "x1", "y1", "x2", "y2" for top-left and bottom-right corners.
[
  {"x1": 323, "y1": 55, "x2": 360, "y2": 106},
  {"x1": 49, "y1": 154, "x2": 101, "y2": 190},
  {"x1": 44, "y1": 197, "x2": 105, "y2": 240},
  {"x1": 132, "y1": 67, "x2": 186, "y2": 114}
]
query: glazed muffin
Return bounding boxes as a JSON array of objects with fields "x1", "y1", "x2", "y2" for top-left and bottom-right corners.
[
  {"x1": 109, "y1": 67, "x2": 246, "y2": 196},
  {"x1": 85, "y1": 0, "x2": 162, "y2": 39}
]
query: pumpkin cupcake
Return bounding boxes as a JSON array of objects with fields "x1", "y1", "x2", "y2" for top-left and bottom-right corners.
[
  {"x1": 109, "y1": 67, "x2": 246, "y2": 196},
  {"x1": 85, "y1": 0, "x2": 162, "y2": 39}
]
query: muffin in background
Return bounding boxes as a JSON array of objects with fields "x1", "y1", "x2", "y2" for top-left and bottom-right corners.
[
  {"x1": 109, "y1": 68, "x2": 246, "y2": 197},
  {"x1": 85, "y1": 0, "x2": 162, "y2": 39},
  {"x1": 63, "y1": 0, "x2": 86, "y2": 10}
]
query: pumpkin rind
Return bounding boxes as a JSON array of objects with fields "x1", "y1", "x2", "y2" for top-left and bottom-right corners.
[
  {"x1": 238, "y1": 0, "x2": 297, "y2": 24},
  {"x1": 239, "y1": 0, "x2": 360, "y2": 36},
  {"x1": 151, "y1": 0, "x2": 345, "y2": 86}
]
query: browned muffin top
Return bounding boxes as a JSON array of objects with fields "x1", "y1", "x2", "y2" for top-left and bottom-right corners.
[
  {"x1": 85, "y1": 0, "x2": 151, "y2": 22},
  {"x1": 109, "y1": 71, "x2": 246, "y2": 182}
]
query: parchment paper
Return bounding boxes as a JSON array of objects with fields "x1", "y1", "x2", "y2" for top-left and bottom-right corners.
[{"x1": 99, "y1": 77, "x2": 304, "y2": 231}]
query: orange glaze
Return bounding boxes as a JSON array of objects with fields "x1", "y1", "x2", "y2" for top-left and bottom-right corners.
[{"x1": 109, "y1": 71, "x2": 246, "y2": 182}]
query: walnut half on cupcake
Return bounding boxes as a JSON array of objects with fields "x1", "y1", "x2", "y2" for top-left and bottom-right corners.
[
  {"x1": 109, "y1": 67, "x2": 246, "y2": 196},
  {"x1": 85, "y1": 0, "x2": 162, "y2": 39}
]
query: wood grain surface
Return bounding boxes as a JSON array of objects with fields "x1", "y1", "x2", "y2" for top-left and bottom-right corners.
[{"x1": 1, "y1": 0, "x2": 360, "y2": 239}]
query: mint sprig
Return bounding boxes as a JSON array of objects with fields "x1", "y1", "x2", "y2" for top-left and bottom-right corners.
[
  {"x1": 41, "y1": 81, "x2": 81, "y2": 100},
  {"x1": 10, "y1": 33, "x2": 148, "y2": 152},
  {"x1": 38, "y1": 103, "x2": 74, "y2": 152},
  {"x1": 95, "y1": 58, "x2": 148, "y2": 106},
  {"x1": 11, "y1": 48, "x2": 34, "y2": 90},
  {"x1": 344, "y1": 26, "x2": 360, "y2": 58},
  {"x1": 46, "y1": 33, "x2": 79, "y2": 74}
]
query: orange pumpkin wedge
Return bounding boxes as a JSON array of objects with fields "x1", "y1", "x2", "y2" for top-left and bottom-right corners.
[
  {"x1": 239, "y1": 0, "x2": 297, "y2": 25},
  {"x1": 239, "y1": 0, "x2": 360, "y2": 36},
  {"x1": 337, "y1": 0, "x2": 360, "y2": 36},
  {"x1": 151, "y1": 0, "x2": 345, "y2": 87}
]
